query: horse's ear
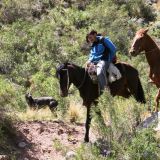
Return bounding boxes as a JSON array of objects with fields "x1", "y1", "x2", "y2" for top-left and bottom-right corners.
[
  {"x1": 63, "y1": 60, "x2": 68, "y2": 66},
  {"x1": 64, "y1": 60, "x2": 69, "y2": 64},
  {"x1": 55, "y1": 60, "x2": 61, "y2": 69},
  {"x1": 144, "y1": 28, "x2": 149, "y2": 34}
]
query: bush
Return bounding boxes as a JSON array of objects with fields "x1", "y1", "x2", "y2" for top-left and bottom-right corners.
[
  {"x1": 0, "y1": 76, "x2": 26, "y2": 111},
  {"x1": 89, "y1": 92, "x2": 159, "y2": 159},
  {"x1": 120, "y1": 0, "x2": 156, "y2": 22}
]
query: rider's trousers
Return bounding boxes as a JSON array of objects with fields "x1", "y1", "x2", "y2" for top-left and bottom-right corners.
[{"x1": 96, "y1": 60, "x2": 109, "y2": 91}]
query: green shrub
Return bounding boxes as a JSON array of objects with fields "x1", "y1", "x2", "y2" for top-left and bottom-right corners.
[
  {"x1": 89, "y1": 92, "x2": 159, "y2": 159},
  {"x1": 112, "y1": 0, "x2": 156, "y2": 22},
  {"x1": 0, "y1": 76, "x2": 26, "y2": 110}
]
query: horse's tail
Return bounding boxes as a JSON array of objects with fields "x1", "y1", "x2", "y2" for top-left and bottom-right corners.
[
  {"x1": 136, "y1": 77, "x2": 146, "y2": 104},
  {"x1": 117, "y1": 62, "x2": 146, "y2": 104}
]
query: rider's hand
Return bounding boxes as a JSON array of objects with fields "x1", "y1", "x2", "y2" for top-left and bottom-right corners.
[{"x1": 85, "y1": 61, "x2": 91, "y2": 68}]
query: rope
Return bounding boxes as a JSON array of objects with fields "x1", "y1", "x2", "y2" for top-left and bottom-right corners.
[{"x1": 77, "y1": 68, "x2": 87, "y2": 89}]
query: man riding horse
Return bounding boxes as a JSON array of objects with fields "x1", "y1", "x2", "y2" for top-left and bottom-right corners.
[{"x1": 85, "y1": 30, "x2": 121, "y2": 93}]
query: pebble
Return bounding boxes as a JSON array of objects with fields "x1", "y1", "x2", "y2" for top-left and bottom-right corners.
[
  {"x1": 18, "y1": 142, "x2": 27, "y2": 148},
  {"x1": 65, "y1": 151, "x2": 76, "y2": 160}
]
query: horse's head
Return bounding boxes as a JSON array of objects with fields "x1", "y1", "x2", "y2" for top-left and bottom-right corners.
[
  {"x1": 129, "y1": 28, "x2": 149, "y2": 56},
  {"x1": 56, "y1": 62, "x2": 75, "y2": 97}
]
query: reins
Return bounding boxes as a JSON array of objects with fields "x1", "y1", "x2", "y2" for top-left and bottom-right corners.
[
  {"x1": 77, "y1": 68, "x2": 87, "y2": 89},
  {"x1": 62, "y1": 67, "x2": 87, "y2": 92}
]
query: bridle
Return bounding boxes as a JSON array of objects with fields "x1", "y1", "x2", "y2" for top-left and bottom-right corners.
[
  {"x1": 61, "y1": 67, "x2": 87, "y2": 93},
  {"x1": 131, "y1": 46, "x2": 159, "y2": 57},
  {"x1": 132, "y1": 34, "x2": 160, "y2": 55}
]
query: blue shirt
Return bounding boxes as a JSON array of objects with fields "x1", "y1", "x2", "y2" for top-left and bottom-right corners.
[{"x1": 88, "y1": 36, "x2": 116, "y2": 63}]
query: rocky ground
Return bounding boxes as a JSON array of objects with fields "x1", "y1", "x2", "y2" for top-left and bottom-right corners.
[
  {"x1": 0, "y1": 111, "x2": 158, "y2": 160},
  {"x1": 5, "y1": 120, "x2": 95, "y2": 160}
]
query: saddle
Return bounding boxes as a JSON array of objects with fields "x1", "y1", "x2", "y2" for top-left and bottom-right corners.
[
  {"x1": 87, "y1": 63, "x2": 122, "y2": 84},
  {"x1": 87, "y1": 63, "x2": 98, "y2": 84}
]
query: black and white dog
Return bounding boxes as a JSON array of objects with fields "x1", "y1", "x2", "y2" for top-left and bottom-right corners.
[{"x1": 25, "y1": 93, "x2": 58, "y2": 111}]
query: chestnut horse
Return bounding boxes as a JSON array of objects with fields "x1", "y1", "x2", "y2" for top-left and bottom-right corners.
[
  {"x1": 129, "y1": 28, "x2": 160, "y2": 112},
  {"x1": 56, "y1": 62, "x2": 145, "y2": 142}
]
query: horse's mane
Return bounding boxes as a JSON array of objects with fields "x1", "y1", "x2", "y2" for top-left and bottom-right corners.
[
  {"x1": 136, "y1": 28, "x2": 149, "y2": 35},
  {"x1": 57, "y1": 62, "x2": 83, "y2": 70},
  {"x1": 56, "y1": 62, "x2": 83, "y2": 77}
]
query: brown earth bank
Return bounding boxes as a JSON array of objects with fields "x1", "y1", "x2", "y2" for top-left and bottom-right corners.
[{"x1": 0, "y1": 120, "x2": 93, "y2": 160}]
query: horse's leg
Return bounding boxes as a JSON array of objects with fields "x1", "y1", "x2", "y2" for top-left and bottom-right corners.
[
  {"x1": 149, "y1": 68, "x2": 153, "y2": 83},
  {"x1": 118, "y1": 88, "x2": 130, "y2": 98},
  {"x1": 155, "y1": 89, "x2": 160, "y2": 112},
  {"x1": 84, "y1": 106, "x2": 91, "y2": 142}
]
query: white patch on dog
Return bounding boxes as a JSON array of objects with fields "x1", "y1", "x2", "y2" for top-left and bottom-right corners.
[{"x1": 107, "y1": 63, "x2": 122, "y2": 83}]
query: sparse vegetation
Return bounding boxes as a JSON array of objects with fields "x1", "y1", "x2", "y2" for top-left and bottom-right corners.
[{"x1": 0, "y1": 0, "x2": 160, "y2": 159}]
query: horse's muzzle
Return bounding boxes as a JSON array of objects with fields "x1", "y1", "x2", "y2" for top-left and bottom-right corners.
[{"x1": 129, "y1": 49, "x2": 137, "y2": 57}]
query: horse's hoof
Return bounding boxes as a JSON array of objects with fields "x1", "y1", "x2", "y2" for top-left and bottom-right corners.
[{"x1": 84, "y1": 138, "x2": 89, "y2": 143}]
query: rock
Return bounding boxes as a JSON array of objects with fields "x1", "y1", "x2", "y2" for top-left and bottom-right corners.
[
  {"x1": 63, "y1": 2, "x2": 70, "y2": 8},
  {"x1": 138, "y1": 112, "x2": 160, "y2": 129},
  {"x1": 18, "y1": 141, "x2": 27, "y2": 148},
  {"x1": 65, "y1": 151, "x2": 76, "y2": 160},
  {"x1": 23, "y1": 128, "x2": 29, "y2": 134},
  {"x1": 136, "y1": 18, "x2": 145, "y2": 25},
  {"x1": 151, "y1": 0, "x2": 157, "y2": 3},
  {"x1": 0, "y1": 155, "x2": 9, "y2": 160},
  {"x1": 155, "y1": 22, "x2": 160, "y2": 29},
  {"x1": 145, "y1": 0, "x2": 157, "y2": 5},
  {"x1": 146, "y1": 0, "x2": 153, "y2": 5},
  {"x1": 130, "y1": 17, "x2": 137, "y2": 22},
  {"x1": 102, "y1": 149, "x2": 111, "y2": 157},
  {"x1": 38, "y1": 127, "x2": 45, "y2": 134},
  {"x1": 76, "y1": 2, "x2": 86, "y2": 11},
  {"x1": 58, "y1": 128, "x2": 64, "y2": 135}
]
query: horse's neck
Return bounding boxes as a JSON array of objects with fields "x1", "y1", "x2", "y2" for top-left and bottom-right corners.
[
  {"x1": 144, "y1": 35, "x2": 160, "y2": 66},
  {"x1": 71, "y1": 66, "x2": 86, "y2": 88}
]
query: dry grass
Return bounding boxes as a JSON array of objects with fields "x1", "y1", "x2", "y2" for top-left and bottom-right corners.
[
  {"x1": 157, "y1": 0, "x2": 160, "y2": 10},
  {"x1": 15, "y1": 107, "x2": 56, "y2": 121},
  {"x1": 11, "y1": 100, "x2": 85, "y2": 123},
  {"x1": 67, "y1": 101, "x2": 85, "y2": 123}
]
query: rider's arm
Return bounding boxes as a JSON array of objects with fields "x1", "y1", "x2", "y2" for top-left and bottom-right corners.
[
  {"x1": 104, "y1": 37, "x2": 117, "y2": 62},
  {"x1": 86, "y1": 55, "x2": 92, "y2": 67}
]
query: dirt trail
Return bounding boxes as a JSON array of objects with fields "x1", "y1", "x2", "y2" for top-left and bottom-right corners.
[{"x1": 12, "y1": 120, "x2": 90, "y2": 160}]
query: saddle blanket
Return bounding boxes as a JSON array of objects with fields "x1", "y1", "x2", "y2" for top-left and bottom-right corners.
[{"x1": 88, "y1": 63, "x2": 122, "y2": 83}]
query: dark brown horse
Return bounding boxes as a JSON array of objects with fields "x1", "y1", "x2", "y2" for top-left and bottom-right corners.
[
  {"x1": 129, "y1": 28, "x2": 160, "y2": 112},
  {"x1": 56, "y1": 62, "x2": 145, "y2": 142}
]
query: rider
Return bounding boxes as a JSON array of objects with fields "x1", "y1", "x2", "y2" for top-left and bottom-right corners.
[{"x1": 86, "y1": 30, "x2": 117, "y2": 92}]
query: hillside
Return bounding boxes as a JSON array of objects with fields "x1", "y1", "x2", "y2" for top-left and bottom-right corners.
[{"x1": 0, "y1": 0, "x2": 160, "y2": 159}]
